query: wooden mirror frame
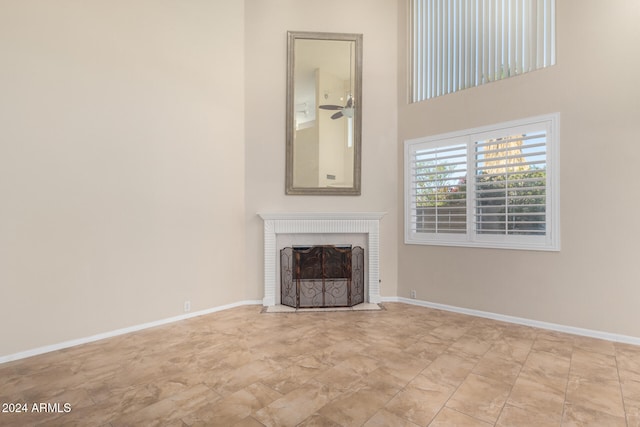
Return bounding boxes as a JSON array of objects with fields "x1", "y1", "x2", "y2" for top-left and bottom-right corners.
[{"x1": 285, "y1": 31, "x2": 363, "y2": 196}]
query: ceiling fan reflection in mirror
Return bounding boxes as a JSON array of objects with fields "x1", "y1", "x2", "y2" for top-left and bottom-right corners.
[
  {"x1": 319, "y1": 94, "x2": 354, "y2": 120},
  {"x1": 319, "y1": 39, "x2": 356, "y2": 121}
]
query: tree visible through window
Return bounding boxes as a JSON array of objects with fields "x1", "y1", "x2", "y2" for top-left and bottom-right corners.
[
  {"x1": 405, "y1": 114, "x2": 559, "y2": 250},
  {"x1": 474, "y1": 133, "x2": 547, "y2": 236},
  {"x1": 414, "y1": 144, "x2": 467, "y2": 234}
]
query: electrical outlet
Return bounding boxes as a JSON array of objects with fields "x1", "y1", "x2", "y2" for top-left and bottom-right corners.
[
  {"x1": 410, "y1": 290, "x2": 417, "y2": 299},
  {"x1": 184, "y1": 301, "x2": 191, "y2": 312}
]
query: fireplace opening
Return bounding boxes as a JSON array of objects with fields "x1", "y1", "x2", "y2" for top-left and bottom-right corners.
[{"x1": 280, "y1": 245, "x2": 364, "y2": 308}]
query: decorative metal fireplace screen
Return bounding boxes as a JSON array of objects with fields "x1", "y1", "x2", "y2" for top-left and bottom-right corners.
[{"x1": 280, "y1": 245, "x2": 364, "y2": 308}]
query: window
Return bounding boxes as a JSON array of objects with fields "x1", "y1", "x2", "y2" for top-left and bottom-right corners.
[
  {"x1": 410, "y1": 0, "x2": 556, "y2": 101},
  {"x1": 404, "y1": 114, "x2": 559, "y2": 250}
]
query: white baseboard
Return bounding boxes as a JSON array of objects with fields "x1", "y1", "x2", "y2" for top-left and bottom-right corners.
[
  {"x1": 382, "y1": 296, "x2": 640, "y2": 346},
  {"x1": 4, "y1": 297, "x2": 639, "y2": 364},
  {"x1": 0, "y1": 300, "x2": 263, "y2": 364}
]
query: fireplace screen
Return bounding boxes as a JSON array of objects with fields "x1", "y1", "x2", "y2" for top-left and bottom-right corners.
[{"x1": 280, "y1": 245, "x2": 364, "y2": 308}]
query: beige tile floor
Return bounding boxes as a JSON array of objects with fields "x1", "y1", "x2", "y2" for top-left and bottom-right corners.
[{"x1": 1, "y1": 302, "x2": 640, "y2": 426}]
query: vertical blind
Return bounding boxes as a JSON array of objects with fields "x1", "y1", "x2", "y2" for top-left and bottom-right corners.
[{"x1": 410, "y1": 0, "x2": 556, "y2": 101}]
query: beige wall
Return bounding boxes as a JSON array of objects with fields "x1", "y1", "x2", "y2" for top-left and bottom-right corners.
[
  {"x1": 397, "y1": 0, "x2": 640, "y2": 337},
  {"x1": 244, "y1": 0, "x2": 399, "y2": 301},
  {"x1": 0, "y1": 1, "x2": 246, "y2": 356},
  {"x1": 5, "y1": 0, "x2": 637, "y2": 359}
]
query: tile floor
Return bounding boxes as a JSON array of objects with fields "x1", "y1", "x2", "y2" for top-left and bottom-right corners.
[{"x1": 1, "y1": 303, "x2": 639, "y2": 426}]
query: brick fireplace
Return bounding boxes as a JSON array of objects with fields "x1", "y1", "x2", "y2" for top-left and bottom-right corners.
[{"x1": 258, "y1": 212, "x2": 385, "y2": 307}]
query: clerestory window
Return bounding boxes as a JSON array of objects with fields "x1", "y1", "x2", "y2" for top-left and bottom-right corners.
[
  {"x1": 404, "y1": 114, "x2": 560, "y2": 251},
  {"x1": 409, "y1": 0, "x2": 556, "y2": 101}
]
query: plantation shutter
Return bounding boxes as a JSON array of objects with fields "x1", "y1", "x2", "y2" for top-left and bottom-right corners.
[
  {"x1": 410, "y1": 0, "x2": 556, "y2": 102},
  {"x1": 409, "y1": 142, "x2": 468, "y2": 235},
  {"x1": 473, "y1": 130, "x2": 547, "y2": 236},
  {"x1": 404, "y1": 114, "x2": 559, "y2": 250}
]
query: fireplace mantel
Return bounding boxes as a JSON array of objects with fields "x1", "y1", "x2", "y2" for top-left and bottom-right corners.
[{"x1": 258, "y1": 212, "x2": 385, "y2": 306}]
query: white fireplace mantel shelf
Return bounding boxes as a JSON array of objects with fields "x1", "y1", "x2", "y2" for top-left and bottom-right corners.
[
  {"x1": 258, "y1": 212, "x2": 386, "y2": 307},
  {"x1": 258, "y1": 212, "x2": 386, "y2": 221}
]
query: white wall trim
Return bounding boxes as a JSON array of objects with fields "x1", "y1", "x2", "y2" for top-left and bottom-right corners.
[
  {"x1": 5, "y1": 296, "x2": 639, "y2": 364},
  {"x1": 0, "y1": 300, "x2": 263, "y2": 364},
  {"x1": 384, "y1": 296, "x2": 640, "y2": 346},
  {"x1": 403, "y1": 113, "x2": 560, "y2": 252},
  {"x1": 258, "y1": 212, "x2": 386, "y2": 306}
]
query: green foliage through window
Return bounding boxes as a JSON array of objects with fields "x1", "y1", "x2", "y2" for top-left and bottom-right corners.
[{"x1": 405, "y1": 114, "x2": 559, "y2": 250}]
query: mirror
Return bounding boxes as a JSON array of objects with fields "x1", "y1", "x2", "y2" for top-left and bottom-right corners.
[{"x1": 286, "y1": 31, "x2": 362, "y2": 195}]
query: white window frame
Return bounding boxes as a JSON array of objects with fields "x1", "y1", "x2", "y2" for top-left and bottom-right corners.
[{"x1": 404, "y1": 113, "x2": 560, "y2": 251}]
